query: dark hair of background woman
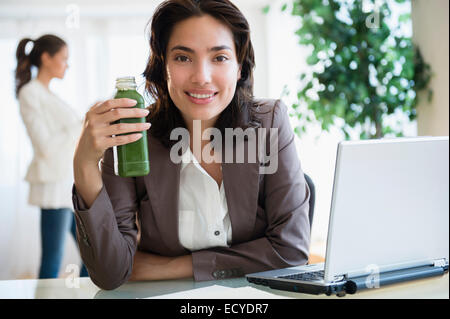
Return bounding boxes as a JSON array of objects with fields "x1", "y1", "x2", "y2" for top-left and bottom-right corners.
[
  {"x1": 144, "y1": 0, "x2": 267, "y2": 148},
  {"x1": 15, "y1": 34, "x2": 66, "y2": 97}
]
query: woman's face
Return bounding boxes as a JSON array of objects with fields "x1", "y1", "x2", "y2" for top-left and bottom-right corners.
[
  {"x1": 165, "y1": 15, "x2": 241, "y2": 129},
  {"x1": 41, "y1": 45, "x2": 69, "y2": 79}
]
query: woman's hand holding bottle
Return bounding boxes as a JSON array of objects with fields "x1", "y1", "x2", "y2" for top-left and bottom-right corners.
[{"x1": 73, "y1": 98, "x2": 150, "y2": 208}]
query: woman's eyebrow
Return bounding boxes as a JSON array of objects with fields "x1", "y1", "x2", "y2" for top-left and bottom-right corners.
[{"x1": 170, "y1": 45, "x2": 232, "y2": 53}]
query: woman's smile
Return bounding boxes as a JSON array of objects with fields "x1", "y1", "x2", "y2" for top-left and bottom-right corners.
[{"x1": 185, "y1": 91, "x2": 219, "y2": 104}]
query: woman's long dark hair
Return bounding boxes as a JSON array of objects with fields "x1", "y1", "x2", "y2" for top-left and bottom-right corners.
[
  {"x1": 15, "y1": 34, "x2": 66, "y2": 97},
  {"x1": 144, "y1": 0, "x2": 265, "y2": 148}
]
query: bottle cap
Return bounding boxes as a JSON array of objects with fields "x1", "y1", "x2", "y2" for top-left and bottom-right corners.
[{"x1": 116, "y1": 76, "x2": 137, "y2": 90}]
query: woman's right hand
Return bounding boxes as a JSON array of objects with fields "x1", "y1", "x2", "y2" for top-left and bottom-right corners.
[
  {"x1": 75, "y1": 98, "x2": 150, "y2": 166},
  {"x1": 73, "y1": 98, "x2": 150, "y2": 208}
]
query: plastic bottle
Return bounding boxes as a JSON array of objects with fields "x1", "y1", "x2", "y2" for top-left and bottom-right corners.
[{"x1": 113, "y1": 76, "x2": 150, "y2": 177}]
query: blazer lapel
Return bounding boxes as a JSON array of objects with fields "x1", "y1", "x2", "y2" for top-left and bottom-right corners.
[
  {"x1": 144, "y1": 134, "x2": 188, "y2": 254},
  {"x1": 222, "y1": 135, "x2": 260, "y2": 245}
]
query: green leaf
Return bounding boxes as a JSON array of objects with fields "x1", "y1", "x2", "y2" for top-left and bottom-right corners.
[
  {"x1": 281, "y1": 3, "x2": 288, "y2": 12},
  {"x1": 399, "y1": 13, "x2": 411, "y2": 23},
  {"x1": 262, "y1": 5, "x2": 270, "y2": 14},
  {"x1": 335, "y1": 99, "x2": 346, "y2": 118},
  {"x1": 382, "y1": 125, "x2": 394, "y2": 135},
  {"x1": 360, "y1": 131, "x2": 369, "y2": 140},
  {"x1": 306, "y1": 55, "x2": 319, "y2": 65}
]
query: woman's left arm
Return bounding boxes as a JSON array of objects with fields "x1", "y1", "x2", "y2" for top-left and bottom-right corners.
[{"x1": 129, "y1": 251, "x2": 193, "y2": 281}]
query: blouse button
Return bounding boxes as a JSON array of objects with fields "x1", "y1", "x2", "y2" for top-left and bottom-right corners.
[{"x1": 214, "y1": 230, "x2": 220, "y2": 236}]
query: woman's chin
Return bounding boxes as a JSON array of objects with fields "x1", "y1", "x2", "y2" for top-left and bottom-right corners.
[{"x1": 187, "y1": 110, "x2": 221, "y2": 122}]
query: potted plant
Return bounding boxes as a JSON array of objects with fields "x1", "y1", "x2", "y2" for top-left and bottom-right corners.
[{"x1": 264, "y1": 0, "x2": 432, "y2": 139}]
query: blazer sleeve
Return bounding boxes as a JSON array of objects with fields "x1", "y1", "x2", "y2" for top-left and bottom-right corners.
[
  {"x1": 18, "y1": 87, "x2": 81, "y2": 159},
  {"x1": 191, "y1": 99, "x2": 311, "y2": 281},
  {"x1": 72, "y1": 148, "x2": 139, "y2": 290}
]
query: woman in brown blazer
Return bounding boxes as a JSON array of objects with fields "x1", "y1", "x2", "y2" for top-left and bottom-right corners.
[{"x1": 72, "y1": 0, "x2": 310, "y2": 290}]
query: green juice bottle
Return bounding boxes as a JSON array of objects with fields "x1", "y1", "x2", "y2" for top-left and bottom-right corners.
[{"x1": 113, "y1": 76, "x2": 150, "y2": 177}]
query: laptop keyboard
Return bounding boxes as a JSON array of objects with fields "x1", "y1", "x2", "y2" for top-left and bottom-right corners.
[{"x1": 278, "y1": 270, "x2": 325, "y2": 281}]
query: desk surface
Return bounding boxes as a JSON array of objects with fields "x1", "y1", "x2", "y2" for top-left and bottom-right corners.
[{"x1": 0, "y1": 273, "x2": 448, "y2": 299}]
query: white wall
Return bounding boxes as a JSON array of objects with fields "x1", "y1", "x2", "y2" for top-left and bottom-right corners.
[{"x1": 411, "y1": 0, "x2": 449, "y2": 136}]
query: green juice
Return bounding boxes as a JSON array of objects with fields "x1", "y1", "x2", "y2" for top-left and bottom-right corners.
[{"x1": 113, "y1": 76, "x2": 150, "y2": 177}]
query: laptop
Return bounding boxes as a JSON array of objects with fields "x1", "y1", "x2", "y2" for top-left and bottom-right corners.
[{"x1": 246, "y1": 136, "x2": 449, "y2": 296}]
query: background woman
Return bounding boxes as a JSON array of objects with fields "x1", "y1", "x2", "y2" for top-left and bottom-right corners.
[{"x1": 15, "y1": 34, "x2": 88, "y2": 279}]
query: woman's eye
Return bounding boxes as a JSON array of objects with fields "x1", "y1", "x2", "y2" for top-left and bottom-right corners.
[
  {"x1": 175, "y1": 56, "x2": 190, "y2": 62},
  {"x1": 215, "y1": 55, "x2": 228, "y2": 62}
]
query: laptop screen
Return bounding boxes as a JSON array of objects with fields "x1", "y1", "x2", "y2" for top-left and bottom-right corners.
[{"x1": 324, "y1": 137, "x2": 449, "y2": 282}]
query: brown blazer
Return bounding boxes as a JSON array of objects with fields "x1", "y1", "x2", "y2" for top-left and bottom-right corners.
[{"x1": 72, "y1": 98, "x2": 311, "y2": 290}]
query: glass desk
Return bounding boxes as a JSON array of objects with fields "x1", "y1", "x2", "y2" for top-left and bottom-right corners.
[{"x1": 0, "y1": 273, "x2": 448, "y2": 299}]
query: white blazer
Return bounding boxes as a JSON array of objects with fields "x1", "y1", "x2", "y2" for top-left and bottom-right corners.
[{"x1": 18, "y1": 78, "x2": 83, "y2": 208}]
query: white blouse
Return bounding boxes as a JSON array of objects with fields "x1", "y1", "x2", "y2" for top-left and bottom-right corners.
[
  {"x1": 18, "y1": 78, "x2": 83, "y2": 209},
  {"x1": 178, "y1": 146, "x2": 232, "y2": 251}
]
